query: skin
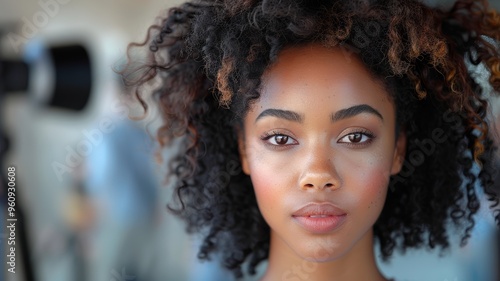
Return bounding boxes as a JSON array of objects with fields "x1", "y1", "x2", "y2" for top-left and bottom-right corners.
[{"x1": 238, "y1": 44, "x2": 406, "y2": 281}]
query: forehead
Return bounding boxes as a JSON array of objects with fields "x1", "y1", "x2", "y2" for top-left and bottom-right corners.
[{"x1": 254, "y1": 44, "x2": 393, "y2": 116}]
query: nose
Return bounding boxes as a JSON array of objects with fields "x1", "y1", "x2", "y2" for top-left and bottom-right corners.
[
  {"x1": 300, "y1": 171, "x2": 340, "y2": 190},
  {"x1": 299, "y1": 152, "x2": 341, "y2": 191}
]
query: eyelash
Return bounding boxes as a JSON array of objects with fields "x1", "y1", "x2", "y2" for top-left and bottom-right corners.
[
  {"x1": 260, "y1": 129, "x2": 376, "y2": 148},
  {"x1": 337, "y1": 129, "x2": 375, "y2": 147},
  {"x1": 260, "y1": 130, "x2": 298, "y2": 148}
]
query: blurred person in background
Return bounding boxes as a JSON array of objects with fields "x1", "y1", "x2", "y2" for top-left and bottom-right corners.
[{"x1": 82, "y1": 109, "x2": 164, "y2": 281}]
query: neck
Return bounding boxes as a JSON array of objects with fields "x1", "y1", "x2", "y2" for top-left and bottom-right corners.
[{"x1": 261, "y1": 229, "x2": 388, "y2": 281}]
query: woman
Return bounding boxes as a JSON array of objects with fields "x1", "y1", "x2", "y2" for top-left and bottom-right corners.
[{"x1": 121, "y1": 0, "x2": 500, "y2": 280}]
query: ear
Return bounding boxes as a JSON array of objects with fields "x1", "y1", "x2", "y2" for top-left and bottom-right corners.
[
  {"x1": 237, "y1": 130, "x2": 251, "y2": 175},
  {"x1": 390, "y1": 130, "x2": 407, "y2": 175}
]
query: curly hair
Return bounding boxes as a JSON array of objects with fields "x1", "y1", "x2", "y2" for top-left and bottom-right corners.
[{"x1": 121, "y1": 0, "x2": 500, "y2": 278}]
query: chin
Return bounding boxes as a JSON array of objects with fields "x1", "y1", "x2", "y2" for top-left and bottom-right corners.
[{"x1": 293, "y1": 239, "x2": 353, "y2": 263}]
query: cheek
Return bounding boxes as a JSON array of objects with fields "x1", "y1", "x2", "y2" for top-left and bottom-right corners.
[
  {"x1": 247, "y1": 155, "x2": 283, "y2": 212},
  {"x1": 248, "y1": 166, "x2": 288, "y2": 230},
  {"x1": 360, "y1": 167, "x2": 390, "y2": 205},
  {"x1": 250, "y1": 167, "x2": 276, "y2": 200},
  {"x1": 245, "y1": 144, "x2": 296, "y2": 222},
  {"x1": 346, "y1": 162, "x2": 391, "y2": 220},
  {"x1": 246, "y1": 140, "x2": 289, "y2": 195},
  {"x1": 338, "y1": 151, "x2": 392, "y2": 209}
]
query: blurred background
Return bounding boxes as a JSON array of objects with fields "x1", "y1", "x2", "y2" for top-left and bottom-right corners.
[{"x1": 0, "y1": 0, "x2": 499, "y2": 281}]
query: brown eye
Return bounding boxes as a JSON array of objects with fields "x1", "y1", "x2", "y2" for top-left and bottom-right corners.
[
  {"x1": 337, "y1": 130, "x2": 374, "y2": 146},
  {"x1": 262, "y1": 133, "x2": 298, "y2": 146},
  {"x1": 348, "y1": 133, "x2": 362, "y2": 143},
  {"x1": 274, "y1": 135, "x2": 289, "y2": 145}
]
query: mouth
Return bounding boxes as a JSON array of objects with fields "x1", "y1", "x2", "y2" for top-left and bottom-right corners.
[{"x1": 292, "y1": 202, "x2": 347, "y2": 234}]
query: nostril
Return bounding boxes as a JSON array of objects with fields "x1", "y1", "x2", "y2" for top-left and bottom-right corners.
[{"x1": 302, "y1": 183, "x2": 337, "y2": 189}]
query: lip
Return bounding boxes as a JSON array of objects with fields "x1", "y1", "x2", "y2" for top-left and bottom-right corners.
[{"x1": 292, "y1": 202, "x2": 347, "y2": 234}]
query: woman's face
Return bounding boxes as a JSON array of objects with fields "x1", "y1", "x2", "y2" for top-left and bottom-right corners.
[{"x1": 239, "y1": 44, "x2": 406, "y2": 262}]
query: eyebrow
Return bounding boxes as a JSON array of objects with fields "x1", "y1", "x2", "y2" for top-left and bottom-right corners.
[
  {"x1": 255, "y1": 109, "x2": 303, "y2": 123},
  {"x1": 254, "y1": 104, "x2": 383, "y2": 123},
  {"x1": 331, "y1": 104, "x2": 383, "y2": 122}
]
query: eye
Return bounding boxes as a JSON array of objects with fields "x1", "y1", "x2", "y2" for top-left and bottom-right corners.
[
  {"x1": 337, "y1": 131, "x2": 374, "y2": 145},
  {"x1": 261, "y1": 131, "x2": 298, "y2": 146}
]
